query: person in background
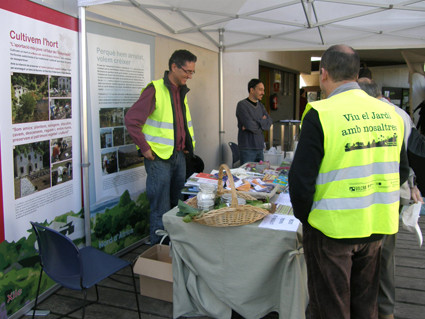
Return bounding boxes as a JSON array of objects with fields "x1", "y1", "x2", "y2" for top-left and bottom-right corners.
[
  {"x1": 236, "y1": 79, "x2": 273, "y2": 165},
  {"x1": 52, "y1": 141, "x2": 61, "y2": 162},
  {"x1": 125, "y1": 49, "x2": 197, "y2": 245},
  {"x1": 289, "y1": 44, "x2": 410, "y2": 319},
  {"x1": 358, "y1": 77, "x2": 423, "y2": 319},
  {"x1": 299, "y1": 88, "x2": 308, "y2": 118},
  {"x1": 358, "y1": 62, "x2": 372, "y2": 79}
]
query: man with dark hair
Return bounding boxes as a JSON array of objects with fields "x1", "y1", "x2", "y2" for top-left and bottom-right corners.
[
  {"x1": 358, "y1": 77, "x2": 423, "y2": 319},
  {"x1": 125, "y1": 49, "x2": 197, "y2": 245},
  {"x1": 359, "y1": 62, "x2": 373, "y2": 79},
  {"x1": 236, "y1": 78, "x2": 272, "y2": 165},
  {"x1": 289, "y1": 45, "x2": 410, "y2": 318}
]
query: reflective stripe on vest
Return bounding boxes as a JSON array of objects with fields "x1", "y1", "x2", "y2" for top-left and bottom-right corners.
[
  {"x1": 145, "y1": 118, "x2": 174, "y2": 130},
  {"x1": 306, "y1": 89, "x2": 404, "y2": 239},
  {"x1": 312, "y1": 190, "x2": 400, "y2": 211},
  {"x1": 316, "y1": 161, "x2": 399, "y2": 185},
  {"x1": 141, "y1": 79, "x2": 195, "y2": 159}
]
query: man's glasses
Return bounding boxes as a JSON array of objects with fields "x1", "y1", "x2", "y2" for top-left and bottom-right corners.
[{"x1": 179, "y1": 66, "x2": 195, "y2": 76}]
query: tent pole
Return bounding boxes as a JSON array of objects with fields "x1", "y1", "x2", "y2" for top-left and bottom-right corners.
[
  {"x1": 408, "y1": 72, "x2": 413, "y2": 118},
  {"x1": 78, "y1": 6, "x2": 92, "y2": 246},
  {"x1": 219, "y1": 29, "x2": 224, "y2": 163}
]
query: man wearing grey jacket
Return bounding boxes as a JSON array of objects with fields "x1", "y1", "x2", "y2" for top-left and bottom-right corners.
[{"x1": 236, "y1": 79, "x2": 273, "y2": 165}]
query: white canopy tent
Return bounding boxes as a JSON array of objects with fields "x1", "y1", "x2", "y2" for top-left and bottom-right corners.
[
  {"x1": 77, "y1": 0, "x2": 425, "y2": 151},
  {"x1": 79, "y1": 0, "x2": 425, "y2": 52},
  {"x1": 75, "y1": 0, "x2": 425, "y2": 244}
]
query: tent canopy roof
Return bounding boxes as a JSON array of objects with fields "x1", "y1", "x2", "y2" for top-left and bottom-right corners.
[{"x1": 80, "y1": 0, "x2": 425, "y2": 54}]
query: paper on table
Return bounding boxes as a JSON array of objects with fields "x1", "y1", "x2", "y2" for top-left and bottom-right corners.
[
  {"x1": 259, "y1": 213, "x2": 300, "y2": 232},
  {"x1": 275, "y1": 204, "x2": 293, "y2": 215},
  {"x1": 274, "y1": 192, "x2": 292, "y2": 206}
]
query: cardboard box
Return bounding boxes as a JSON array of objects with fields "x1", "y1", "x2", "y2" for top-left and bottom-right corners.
[{"x1": 133, "y1": 244, "x2": 173, "y2": 302}]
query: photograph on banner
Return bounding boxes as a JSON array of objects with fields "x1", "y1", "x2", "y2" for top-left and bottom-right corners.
[
  {"x1": 86, "y1": 22, "x2": 154, "y2": 254},
  {"x1": 50, "y1": 98, "x2": 72, "y2": 120},
  {"x1": 11, "y1": 73, "x2": 49, "y2": 124},
  {"x1": 52, "y1": 160, "x2": 72, "y2": 186},
  {"x1": 51, "y1": 136, "x2": 72, "y2": 163},
  {"x1": 13, "y1": 140, "x2": 50, "y2": 199},
  {"x1": 0, "y1": 1, "x2": 82, "y2": 317}
]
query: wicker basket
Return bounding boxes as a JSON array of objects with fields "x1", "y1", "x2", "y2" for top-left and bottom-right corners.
[{"x1": 188, "y1": 164, "x2": 270, "y2": 227}]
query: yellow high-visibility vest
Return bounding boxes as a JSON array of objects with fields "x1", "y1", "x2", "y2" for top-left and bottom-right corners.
[
  {"x1": 141, "y1": 79, "x2": 195, "y2": 159},
  {"x1": 305, "y1": 89, "x2": 404, "y2": 238}
]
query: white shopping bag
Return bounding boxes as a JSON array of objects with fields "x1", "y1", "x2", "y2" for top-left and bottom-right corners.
[{"x1": 401, "y1": 202, "x2": 423, "y2": 247}]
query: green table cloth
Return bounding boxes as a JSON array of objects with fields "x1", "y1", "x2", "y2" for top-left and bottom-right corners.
[{"x1": 163, "y1": 207, "x2": 308, "y2": 319}]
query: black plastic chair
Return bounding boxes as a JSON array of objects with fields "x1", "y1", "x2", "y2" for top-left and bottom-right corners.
[
  {"x1": 30, "y1": 222, "x2": 141, "y2": 319},
  {"x1": 228, "y1": 142, "x2": 240, "y2": 168}
]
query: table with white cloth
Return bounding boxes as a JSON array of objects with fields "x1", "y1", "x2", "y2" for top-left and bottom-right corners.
[{"x1": 163, "y1": 207, "x2": 308, "y2": 319}]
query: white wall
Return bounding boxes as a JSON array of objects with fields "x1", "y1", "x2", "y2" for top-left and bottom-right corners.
[
  {"x1": 152, "y1": 43, "x2": 312, "y2": 170},
  {"x1": 370, "y1": 65, "x2": 410, "y2": 88},
  {"x1": 370, "y1": 66, "x2": 421, "y2": 120},
  {"x1": 222, "y1": 51, "x2": 311, "y2": 166}
]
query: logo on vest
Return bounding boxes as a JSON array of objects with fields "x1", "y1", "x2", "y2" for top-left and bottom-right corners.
[
  {"x1": 349, "y1": 182, "x2": 374, "y2": 192},
  {"x1": 349, "y1": 185, "x2": 367, "y2": 192}
]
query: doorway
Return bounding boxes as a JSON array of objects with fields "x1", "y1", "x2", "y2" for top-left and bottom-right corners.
[{"x1": 259, "y1": 63, "x2": 297, "y2": 148}]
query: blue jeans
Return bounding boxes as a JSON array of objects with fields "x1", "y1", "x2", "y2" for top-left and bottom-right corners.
[
  {"x1": 144, "y1": 151, "x2": 186, "y2": 245},
  {"x1": 239, "y1": 149, "x2": 264, "y2": 165}
]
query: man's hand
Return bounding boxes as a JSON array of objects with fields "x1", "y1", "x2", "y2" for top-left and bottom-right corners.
[
  {"x1": 242, "y1": 125, "x2": 246, "y2": 131},
  {"x1": 142, "y1": 149, "x2": 155, "y2": 161},
  {"x1": 262, "y1": 115, "x2": 267, "y2": 120},
  {"x1": 411, "y1": 185, "x2": 424, "y2": 204}
]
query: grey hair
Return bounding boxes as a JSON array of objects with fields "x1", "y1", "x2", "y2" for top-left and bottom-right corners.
[{"x1": 358, "y1": 78, "x2": 381, "y2": 98}]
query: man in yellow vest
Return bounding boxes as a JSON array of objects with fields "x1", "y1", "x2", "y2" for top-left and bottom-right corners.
[
  {"x1": 125, "y1": 50, "x2": 197, "y2": 245},
  {"x1": 289, "y1": 45, "x2": 410, "y2": 318}
]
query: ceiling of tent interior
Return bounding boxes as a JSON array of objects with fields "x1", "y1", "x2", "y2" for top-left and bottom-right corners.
[{"x1": 80, "y1": 0, "x2": 425, "y2": 67}]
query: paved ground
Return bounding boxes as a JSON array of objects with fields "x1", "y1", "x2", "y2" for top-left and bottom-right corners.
[{"x1": 19, "y1": 217, "x2": 425, "y2": 319}]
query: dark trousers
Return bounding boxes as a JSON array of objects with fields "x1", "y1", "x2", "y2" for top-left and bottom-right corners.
[
  {"x1": 239, "y1": 149, "x2": 264, "y2": 165},
  {"x1": 303, "y1": 224, "x2": 382, "y2": 319},
  {"x1": 378, "y1": 234, "x2": 396, "y2": 315}
]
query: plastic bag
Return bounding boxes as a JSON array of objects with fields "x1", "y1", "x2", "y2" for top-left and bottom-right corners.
[{"x1": 400, "y1": 202, "x2": 423, "y2": 247}]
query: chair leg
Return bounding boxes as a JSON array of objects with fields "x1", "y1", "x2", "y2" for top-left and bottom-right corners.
[
  {"x1": 130, "y1": 266, "x2": 142, "y2": 319},
  {"x1": 95, "y1": 284, "x2": 100, "y2": 302},
  {"x1": 57, "y1": 289, "x2": 96, "y2": 319},
  {"x1": 32, "y1": 268, "x2": 43, "y2": 319},
  {"x1": 82, "y1": 289, "x2": 88, "y2": 319}
]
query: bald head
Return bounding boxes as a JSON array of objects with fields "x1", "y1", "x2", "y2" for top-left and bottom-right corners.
[
  {"x1": 320, "y1": 45, "x2": 360, "y2": 82},
  {"x1": 358, "y1": 77, "x2": 382, "y2": 98}
]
